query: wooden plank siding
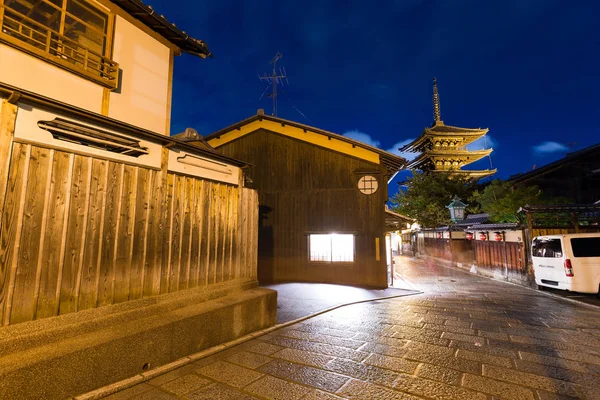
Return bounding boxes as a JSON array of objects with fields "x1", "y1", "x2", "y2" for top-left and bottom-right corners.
[
  {"x1": 0, "y1": 141, "x2": 257, "y2": 326},
  {"x1": 215, "y1": 128, "x2": 388, "y2": 287}
]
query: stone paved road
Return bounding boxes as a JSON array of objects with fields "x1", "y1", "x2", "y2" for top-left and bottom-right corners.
[{"x1": 104, "y1": 257, "x2": 600, "y2": 400}]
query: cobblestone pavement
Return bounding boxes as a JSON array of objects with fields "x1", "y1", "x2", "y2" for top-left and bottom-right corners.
[{"x1": 104, "y1": 257, "x2": 600, "y2": 400}]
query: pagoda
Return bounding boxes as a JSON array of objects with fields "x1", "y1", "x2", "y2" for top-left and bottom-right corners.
[{"x1": 400, "y1": 79, "x2": 496, "y2": 179}]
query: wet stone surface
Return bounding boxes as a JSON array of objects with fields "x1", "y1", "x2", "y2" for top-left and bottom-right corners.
[{"x1": 103, "y1": 257, "x2": 600, "y2": 399}]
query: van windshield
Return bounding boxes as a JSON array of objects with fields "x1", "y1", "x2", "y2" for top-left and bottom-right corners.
[
  {"x1": 570, "y1": 238, "x2": 600, "y2": 257},
  {"x1": 532, "y1": 238, "x2": 562, "y2": 258}
]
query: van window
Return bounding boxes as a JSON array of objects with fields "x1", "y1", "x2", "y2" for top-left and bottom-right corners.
[
  {"x1": 570, "y1": 238, "x2": 600, "y2": 257},
  {"x1": 532, "y1": 238, "x2": 563, "y2": 258}
]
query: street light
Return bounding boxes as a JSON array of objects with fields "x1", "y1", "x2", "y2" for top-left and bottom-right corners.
[{"x1": 446, "y1": 195, "x2": 467, "y2": 222}]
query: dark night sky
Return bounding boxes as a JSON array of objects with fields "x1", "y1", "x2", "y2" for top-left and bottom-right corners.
[{"x1": 149, "y1": 0, "x2": 599, "y2": 197}]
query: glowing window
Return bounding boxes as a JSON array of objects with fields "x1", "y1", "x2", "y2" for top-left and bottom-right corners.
[{"x1": 309, "y1": 234, "x2": 354, "y2": 262}]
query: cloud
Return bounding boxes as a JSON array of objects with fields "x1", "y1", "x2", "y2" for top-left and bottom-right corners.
[
  {"x1": 386, "y1": 139, "x2": 418, "y2": 161},
  {"x1": 342, "y1": 131, "x2": 418, "y2": 161},
  {"x1": 533, "y1": 141, "x2": 568, "y2": 154},
  {"x1": 342, "y1": 130, "x2": 381, "y2": 148},
  {"x1": 465, "y1": 135, "x2": 497, "y2": 151}
]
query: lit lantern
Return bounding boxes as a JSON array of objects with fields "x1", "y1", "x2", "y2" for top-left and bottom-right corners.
[
  {"x1": 437, "y1": 232, "x2": 442, "y2": 239},
  {"x1": 494, "y1": 232, "x2": 503, "y2": 241},
  {"x1": 446, "y1": 195, "x2": 467, "y2": 222},
  {"x1": 466, "y1": 232, "x2": 473, "y2": 241},
  {"x1": 479, "y1": 233, "x2": 487, "y2": 241}
]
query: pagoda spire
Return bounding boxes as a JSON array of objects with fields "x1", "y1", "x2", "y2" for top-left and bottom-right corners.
[{"x1": 432, "y1": 77, "x2": 442, "y2": 126}]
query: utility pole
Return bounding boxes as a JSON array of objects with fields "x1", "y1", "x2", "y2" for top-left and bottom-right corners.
[{"x1": 259, "y1": 52, "x2": 288, "y2": 117}]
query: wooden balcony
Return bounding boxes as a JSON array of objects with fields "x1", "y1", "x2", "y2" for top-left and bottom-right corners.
[{"x1": 0, "y1": 4, "x2": 119, "y2": 89}]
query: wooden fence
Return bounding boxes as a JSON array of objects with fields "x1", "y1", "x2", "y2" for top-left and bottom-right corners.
[
  {"x1": 423, "y1": 238, "x2": 451, "y2": 259},
  {"x1": 0, "y1": 141, "x2": 258, "y2": 326},
  {"x1": 472, "y1": 241, "x2": 525, "y2": 274}
]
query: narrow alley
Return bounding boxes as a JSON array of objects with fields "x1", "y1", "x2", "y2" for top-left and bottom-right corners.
[{"x1": 97, "y1": 257, "x2": 600, "y2": 400}]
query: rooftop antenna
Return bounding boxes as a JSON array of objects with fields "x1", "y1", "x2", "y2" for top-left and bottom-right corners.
[{"x1": 259, "y1": 52, "x2": 288, "y2": 117}]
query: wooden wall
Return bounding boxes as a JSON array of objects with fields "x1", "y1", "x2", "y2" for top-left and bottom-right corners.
[
  {"x1": 473, "y1": 241, "x2": 525, "y2": 274},
  {"x1": 0, "y1": 141, "x2": 258, "y2": 326},
  {"x1": 216, "y1": 128, "x2": 388, "y2": 288}
]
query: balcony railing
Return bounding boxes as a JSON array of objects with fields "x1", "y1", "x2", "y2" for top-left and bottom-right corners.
[{"x1": 0, "y1": 4, "x2": 119, "y2": 89}]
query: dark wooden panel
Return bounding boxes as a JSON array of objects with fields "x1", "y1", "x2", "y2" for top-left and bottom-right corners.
[
  {"x1": 179, "y1": 177, "x2": 194, "y2": 290},
  {"x1": 189, "y1": 179, "x2": 202, "y2": 288},
  {"x1": 113, "y1": 165, "x2": 136, "y2": 303},
  {"x1": 217, "y1": 129, "x2": 388, "y2": 286}
]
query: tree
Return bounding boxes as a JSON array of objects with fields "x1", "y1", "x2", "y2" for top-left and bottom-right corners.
[
  {"x1": 470, "y1": 179, "x2": 570, "y2": 223},
  {"x1": 390, "y1": 171, "x2": 479, "y2": 228}
]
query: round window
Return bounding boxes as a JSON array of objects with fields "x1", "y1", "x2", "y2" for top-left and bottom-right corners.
[{"x1": 358, "y1": 175, "x2": 378, "y2": 195}]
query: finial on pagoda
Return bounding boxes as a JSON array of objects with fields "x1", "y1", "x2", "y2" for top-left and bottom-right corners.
[{"x1": 432, "y1": 77, "x2": 443, "y2": 126}]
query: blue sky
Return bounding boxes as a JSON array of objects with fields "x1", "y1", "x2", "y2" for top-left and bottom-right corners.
[{"x1": 150, "y1": 0, "x2": 599, "y2": 198}]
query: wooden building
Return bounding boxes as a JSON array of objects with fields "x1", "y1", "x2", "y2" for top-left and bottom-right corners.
[
  {"x1": 509, "y1": 143, "x2": 600, "y2": 204},
  {"x1": 0, "y1": 2, "x2": 275, "y2": 398},
  {"x1": 400, "y1": 79, "x2": 496, "y2": 179},
  {"x1": 205, "y1": 111, "x2": 407, "y2": 288}
]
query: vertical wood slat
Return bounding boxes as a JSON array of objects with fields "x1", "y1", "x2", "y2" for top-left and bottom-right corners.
[
  {"x1": 145, "y1": 149, "x2": 168, "y2": 297},
  {"x1": 210, "y1": 183, "x2": 220, "y2": 284},
  {"x1": 169, "y1": 175, "x2": 183, "y2": 292},
  {"x1": 179, "y1": 177, "x2": 193, "y2": 290},
  {"x1": 60, "y1": 155, "x2": 91, "y2": 314},
  {"x1": 53, "y1": 153, "x2": 74, "y2": 315},
  {"x1": 36, "y1": 151, "x2": 73, "y2": 319},
  {"x1": 189, "y1": 179, "x2": 202, "y2": 288},
  {"x1": 131, "y1": 167, "x2": 150, "y2": 300},
  {"x1": 31, "y1": 149, "x2": 55, "y2": 320},
  {"x1": 250, "y1": 190, "x2": 258, "y2": 279},
  {"x1": 113, "y1": 165, "x2": 136, "y2": 303},
  {"x1": 163, "y1": 173, "x2": 175, "y2": 293},
  {"x1": 90, "y1": 161, "x2": 112, "y2": 307},
  {"x1": 1, "y1": 143, "x2": 29, "y2": 326},
  {"x1": 218, "y1": 184, "x2": 227, "y2": 283},
  {"x1": 201, "y1": 180, "x2": 211, "y2": 286},
  {"x1": 10, "y1": 146, "x2": 50, "y2": 324}
]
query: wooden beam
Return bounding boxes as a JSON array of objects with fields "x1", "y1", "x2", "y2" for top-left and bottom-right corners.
[{"x1": 0, "y1": 99, "x2": 18, "y2": 234}]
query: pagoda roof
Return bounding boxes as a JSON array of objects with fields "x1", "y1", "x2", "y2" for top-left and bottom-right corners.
[
  {"x1": 400, "y1": 122, "x2": 489, "y2": 153},
  {"x1": 431, "y1": 168, "x2": 497, "y2": 178},
  {"x1": 407, "y1": 148, "x2": 493, "y2": 169}
]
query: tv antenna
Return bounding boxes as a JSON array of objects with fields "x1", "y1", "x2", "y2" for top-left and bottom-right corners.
[{"x1": 259, "y1": 52, "x2": 288, "y2": 116}]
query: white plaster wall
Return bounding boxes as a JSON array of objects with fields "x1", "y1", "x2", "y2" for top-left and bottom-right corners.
[
  {"x1": 167, "y1": 148, "x2": 240, "y2": 185},
  {"x1": 0, "y1": 44, "x2": 103, "y2": 112},
  {"x1": 14, "y1": 103, "x2": 162, "y2": 169},
  {"x1": 109, "y1": 16, "x2": 170, "y2": 134}
]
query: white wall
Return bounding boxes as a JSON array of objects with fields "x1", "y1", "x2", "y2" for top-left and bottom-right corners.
[
  {"x1": 109, "y1": 16, "x2": 171, "y2": 134},
  {"x1": 0, "y1": 44, "x2": 104, "y2": 112}
]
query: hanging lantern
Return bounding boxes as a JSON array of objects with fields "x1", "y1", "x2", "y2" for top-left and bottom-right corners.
[
  {"x1": 494, "y1": 232, "x2": 503, "y2": 241},
  {"x1": 479, "y1": 232, "x2": 487, "y2": 241},
  {"x1": 466, "y1": 232, "x2": 473, "y2": 241},
  {"x1": 437, "y1": 232, "x2": 442, "y2": 239}
]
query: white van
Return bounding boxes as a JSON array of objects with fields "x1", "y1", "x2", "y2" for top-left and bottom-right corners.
[{"x1": 532, "y1": 233, "x2": 600, "y2": 295}]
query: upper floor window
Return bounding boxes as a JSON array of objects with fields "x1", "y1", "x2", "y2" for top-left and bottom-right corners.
[{"x1": 0, "y1": 0, "x2": 119, "y2": 88}]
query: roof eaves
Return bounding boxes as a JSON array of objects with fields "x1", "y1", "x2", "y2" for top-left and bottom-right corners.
[{"x1": 110, "y1": 0, "x2": 213, "y2": 58}]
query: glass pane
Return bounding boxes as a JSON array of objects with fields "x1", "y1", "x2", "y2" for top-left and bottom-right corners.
[
  {"x1": 532, "y1": 238, "x2": 562, "y2": 258},
  {"x1": 310, "y1": 235, "x2": 331, "y2": 262},
  {"x1": 331, "y1": 234, "x2": 354, "y2": 262},
  {"x1": 570, "y1": 238, "x2": 600, "y2": 258},
  {"x1": 67, "y1": 0, "x2": 107, "y2": 34},
  {"x1": 63, "y1": 15, "x2": 105, "y2": 55}
]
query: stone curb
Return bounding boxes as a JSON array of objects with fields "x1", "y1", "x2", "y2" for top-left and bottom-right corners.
[{"x1": 72, "y1": 289, "x2": 422, "y2": 399}]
